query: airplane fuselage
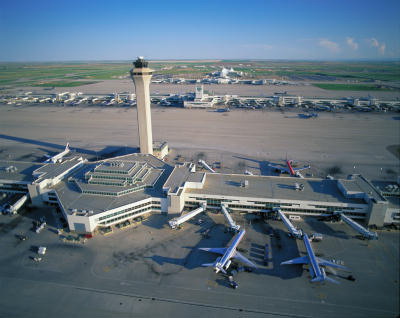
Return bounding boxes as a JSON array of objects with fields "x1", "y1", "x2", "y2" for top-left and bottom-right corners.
[
  {"x1": 215, "y1": 229, "x2": 246, "y2": 273},
  {"x1": 50, "y1": 149, "x2": 69, "y2": 163},
  {"x1": 45, "y1": 144, "x2": 70, "y2": 163},
  {"x1": 303, "y1": 234, "x2": 323, "y2": 279}
]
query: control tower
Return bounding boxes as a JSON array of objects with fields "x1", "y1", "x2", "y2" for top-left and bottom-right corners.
[{"x1": 130, "y1": 57, "x2": 153, "y2": 155}]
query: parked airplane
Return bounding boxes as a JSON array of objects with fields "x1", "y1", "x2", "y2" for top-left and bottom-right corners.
[
  {"x1": 199, "y1": 229, "x2": 256, "y2": 274},
  {"x1": 269, "y1": 159, "x2": 310, "y2": 178},
  {"x1": 44, "y1": 143, "x2": 70, "y2": 163},
  {"x1": 298, "y1": 113, "x2": 318, "y2": 119},
  {"x1": 215, "y1": 108, "x2": 230, "y2": 113},
  {"x1": 281, "y1": 233, "x2": 348, "y2": 284}
]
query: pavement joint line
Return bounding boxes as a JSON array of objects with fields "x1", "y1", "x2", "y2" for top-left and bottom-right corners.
[
  {"x1": 74, "y1": 285, "x2": 311, "y2": 318},
  {"x1": 90, "y1": 264, "x2": 400, "y2": 317}
]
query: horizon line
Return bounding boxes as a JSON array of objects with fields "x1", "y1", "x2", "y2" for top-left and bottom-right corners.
[{"x1": 0, "y1": 58, "x2": 399, "y2": 64}]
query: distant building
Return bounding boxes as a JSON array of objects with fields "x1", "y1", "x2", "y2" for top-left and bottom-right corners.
[
  {"x1": 211, "y1": 67, "x2": 242, "y2": 79},
  {"x1": 184, "y1": 85, "x2": 216, "y2": 108}
]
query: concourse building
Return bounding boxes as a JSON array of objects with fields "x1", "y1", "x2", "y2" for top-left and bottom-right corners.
[{"x1": 0, "y1": 154, "x2": 398, "y2": 234}]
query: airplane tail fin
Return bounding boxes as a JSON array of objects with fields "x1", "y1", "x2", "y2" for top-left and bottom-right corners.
[
  {"x1": 311, "y1": 275, "x2": 339, "y2": 284},
  {"x1": 311, "y1": 268, "x2": 340, "y2": 284},
  {"x1": 66, "y1": 143, "x2": 70, "y2": 150},
  {"x1": 201, "y1": 262, "x2": 226, "y2": 274}
]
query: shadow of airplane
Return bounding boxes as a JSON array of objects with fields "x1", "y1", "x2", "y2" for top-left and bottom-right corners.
[
  {"x1": 0, "y1": 134, "x2": 140, "y2": 159},
  {"x1": 0, "y1": 134, "x2": 96, "y2": 155},
  {"x1": 232, "y1": 155, "x2": 274, "y2": 176}
]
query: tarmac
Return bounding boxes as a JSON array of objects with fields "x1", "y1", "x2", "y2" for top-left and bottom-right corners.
[
  {"x1": 0, "y1": 207, "x2": 398, "y2": 318},
  {"x1": 0, "y1": 104, "x2": 398, "y2": 181},
  {"x1": 0, "y1": 103, "x2": 399, "y2": 317}
]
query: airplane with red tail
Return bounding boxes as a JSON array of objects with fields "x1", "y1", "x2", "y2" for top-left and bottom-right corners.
[{"x1": 269, "y1": 159, "x2": 310, "y2": 178}]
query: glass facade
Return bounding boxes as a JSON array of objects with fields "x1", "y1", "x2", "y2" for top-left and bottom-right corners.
[{"x1": 184, "y1": 195, "x2": 367, "y2": 218}]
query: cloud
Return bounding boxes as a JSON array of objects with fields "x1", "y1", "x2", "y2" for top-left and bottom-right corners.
[
  {"x1": 346, "y1": 37, "x2": 358, "y2": 50},
  {"x1": 368, "y1": 38, "x2": 379, "y2": 47},
  {"x1": 318, "y1": 39, "x2": 340, "y2": 52},
  {"x1": 378, "y1": 43, "x2": 386, "y2": 55},
  {"x1": 367, "y1": 38, "x2": 386, "y2": 55}
]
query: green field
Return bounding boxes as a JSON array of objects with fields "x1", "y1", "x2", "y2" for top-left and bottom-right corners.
[
  {"x1": 32, "y1": 81, "x2": 98, "y2": 87},
  {"x1": 0, "y1": 62, "x2": 131, "y2": 87},
  {"x1": 0, "y1": 60, "x2": 399, "y2": 88},
  {"x1": 312, "y1": 83, "x2": 397, "y2": 91}
]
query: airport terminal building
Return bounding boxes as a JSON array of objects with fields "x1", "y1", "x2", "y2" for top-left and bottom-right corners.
[{"x1": 0, "y1": 153, "x2": 398, "y2": 234}]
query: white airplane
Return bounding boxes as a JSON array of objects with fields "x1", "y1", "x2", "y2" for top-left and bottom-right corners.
[
  {"x1": 199, "y1": 229, "x2": 256, "y2": 274},
  {"x1": 44, "y1": 143, "x2": 70, "y2": 163},
  {"x1": 269, "y1": 159, "x2": 310, "y2": 178},
  {"x1": 281, "y1": 233, "x2": 348, "y2": 284}
]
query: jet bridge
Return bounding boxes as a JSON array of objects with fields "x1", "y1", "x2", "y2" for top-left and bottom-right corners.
[
  {"x1": 169, "y1": 203, "x2": 207, "y2": 229},
  {"x1": 5, "y1": 194, "x2": 29, "y2": 215},
  {"x1": 337, "y1": 212, "x2": 378, "y2": 240},
  {"x1": 276, "y1": 209, "x2": 303, "y2": 239},
  {"x1": 198, "y1": 160, "x2": 216, "y2": 173},
  {"x1": 221, "y1": 204, "x2": 240, "y2": 232}
]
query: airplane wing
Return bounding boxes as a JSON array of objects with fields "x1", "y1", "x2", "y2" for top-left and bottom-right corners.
[
  {"x1": 268, "y1": 164, "x2": 288, "y2": 173},
  {"x1": 233, "y1": 251, "x2": 257, "y2": 268},
  {"x1": 316, "y1": 257, "x2": 349, "y2": 271},
  {"x1": 293, "y1": 165, "x2": 310, "y2": 172},
  {"x1": 311, "y1": 275, "x2": 340, "y2": 284},
  {"x1": 198, "y1": 247, "x2": 227, "y2": 255},
  {"x1": 280, "y1": 256, "x2": 309, "y2": 265}
]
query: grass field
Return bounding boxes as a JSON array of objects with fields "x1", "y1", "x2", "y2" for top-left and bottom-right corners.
[
  {"x1": 312, "y1": 83, "x2": 397, "y2": 91},
  {"x1": 0, "y1": 60, "x2": 399, "y2": 88},
  {"x1": 32, "y1": 81, "x2": 98, "y2": 87},
  {"x1": 0, "y1": 62, "x2": 131, "y2": 87}
]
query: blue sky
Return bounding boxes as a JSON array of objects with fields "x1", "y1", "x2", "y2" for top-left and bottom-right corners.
[{"x1": 0, "y1": 0, "x2": 399, "y2": 61}]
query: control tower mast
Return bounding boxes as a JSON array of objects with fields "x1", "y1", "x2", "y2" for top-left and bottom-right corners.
[{"x1": 130, "y1": 57, "x2": 153, "y2": 155}]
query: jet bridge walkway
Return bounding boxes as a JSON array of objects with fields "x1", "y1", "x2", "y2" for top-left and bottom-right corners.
[
  {"x1": 275, "y1": 209, "x2": 303, "y2": 239},
  {"x1": 221, "y1": 204, "x2": 240, "y2": 232},
  {"x1": 198, "y1": 160, "x2": 215, "y2": 173},
  {"x1": 169, "y1": 203, "x2": 207, "y2": 229},
  {"x1": 337, "y1": 212, "x2": 378, "y2": 240}
]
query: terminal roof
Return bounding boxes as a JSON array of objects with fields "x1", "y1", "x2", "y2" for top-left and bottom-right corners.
[
  {"x1": 163, "y1": 162, "x2": 197, "y2": 194},
  {"x1": 33, "y1": 157, "x2": 84, "y2": 182},
  {"x1": 185, "y1": 173, "x2": 367, "y2": 205},
  {"x1": 340, "y1": 175, "x2": 386, "y2": 202},
  {"x1": 54, "y1": 154, "x2": 173, "y2": 215},
  {"x1": 0, "y1": 160, "x2": 43, "y2": 183}
]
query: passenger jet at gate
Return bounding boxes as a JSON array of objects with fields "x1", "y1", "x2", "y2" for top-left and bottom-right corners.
[
  {"x1": 199, "y1": 229, "x2": 256, "y2": 274},
  {"x1": 44, "y1": 143, "x2": 70, "y2": 163},
  {"x1": 281, "y1": 233, "x2": 349, "y2": 284},
  {"x1": 269, "y1": 160, "x2": 310, "y2": 178}
]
